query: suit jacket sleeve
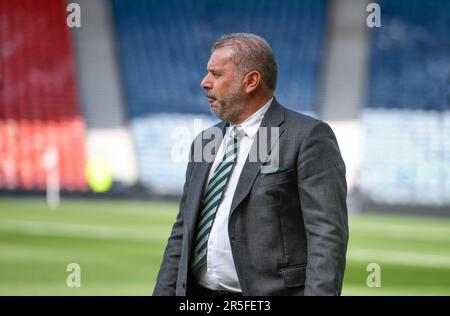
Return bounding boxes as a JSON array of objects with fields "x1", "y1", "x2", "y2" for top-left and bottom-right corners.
[
  {"x1": 153, "y1": 144, "x2": 195, "y2": 296},
  {"x1": 297, "y1": 122, "x2": 349, "y2": 296}
]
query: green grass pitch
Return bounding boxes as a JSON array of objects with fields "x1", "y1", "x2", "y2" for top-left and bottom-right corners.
[{"x1": 0, "y1": 197, "x2": 449, "y2": 295}]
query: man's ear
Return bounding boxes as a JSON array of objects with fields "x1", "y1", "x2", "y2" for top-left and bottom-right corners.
[{"x1": 243, "y1": 70, "x2": 262, "y2": 94}]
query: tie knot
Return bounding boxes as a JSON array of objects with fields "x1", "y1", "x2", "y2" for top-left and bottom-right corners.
[{"x1": 230, "y1": 125, "x2": 246, "y2": 141}]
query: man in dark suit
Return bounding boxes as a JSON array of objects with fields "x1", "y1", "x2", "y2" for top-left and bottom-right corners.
[{"x1": 153, "y1": 33, "x2": 348, "y2": 296}]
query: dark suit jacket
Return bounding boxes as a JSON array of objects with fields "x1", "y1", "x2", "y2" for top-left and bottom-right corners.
[{"x1": 153, "y1": 98, "x2": 348, "y2": 296}]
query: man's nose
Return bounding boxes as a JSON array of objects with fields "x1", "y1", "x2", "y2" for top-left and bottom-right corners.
[{"x1": 201, "y1": 74, "x2": 212, "y2": 90}]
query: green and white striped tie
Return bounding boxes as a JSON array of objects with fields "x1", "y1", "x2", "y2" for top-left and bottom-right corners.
[{"x1": 191, "y1": 125, "x2": 246, "y2": 273}]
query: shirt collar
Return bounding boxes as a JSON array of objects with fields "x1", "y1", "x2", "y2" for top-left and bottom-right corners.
[{"x1": 230, "y1": 97, "x2": 273, "y2": 139}]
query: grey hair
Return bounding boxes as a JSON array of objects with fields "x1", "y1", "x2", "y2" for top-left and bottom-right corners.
[{"x1": 211, "y1": 33, "x2": 278, "y2": 92}]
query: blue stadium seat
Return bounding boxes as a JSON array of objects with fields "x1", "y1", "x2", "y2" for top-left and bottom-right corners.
[
  {"x1": 361, "y1": 0, "x2": 450, "y2": 206},
  {"x1": 367, "y1": 0, "x2": 450, "y2": 111}
]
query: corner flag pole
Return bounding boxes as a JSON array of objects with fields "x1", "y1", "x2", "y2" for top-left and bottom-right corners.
[{"x1": 43, "y1": 147, "x2": 60, "y2": 209}]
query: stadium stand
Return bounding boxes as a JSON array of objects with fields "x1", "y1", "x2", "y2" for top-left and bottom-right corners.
[
  {"x1": 2, "y1": 0, "x2": 447, "y2": 209},
  {"x1": 0, "y1": 0, "x2": 87, "y2": 191},
  {"x1": 361, "y1": 0, "x2": 450, "y2": 205}
]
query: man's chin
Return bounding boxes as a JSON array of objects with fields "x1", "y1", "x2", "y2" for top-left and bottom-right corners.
[
  {"x1": 210, "y1": 106, "x2": 227, "y2": 121},
  {"x1": 210, "y1": 107, "x2": 222, "y2": 119},
  {"x1": 209, "y1": 101, "x2": 240, "y2": 123}
]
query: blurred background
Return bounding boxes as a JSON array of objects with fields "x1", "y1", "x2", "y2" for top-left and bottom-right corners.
[{"x1": 0, "y1": 0, "x2": 449, "y2": 295}]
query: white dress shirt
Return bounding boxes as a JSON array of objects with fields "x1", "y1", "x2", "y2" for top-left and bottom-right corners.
[{"x1": 195, "y1": 98, "x2": 273, "y2": 292}]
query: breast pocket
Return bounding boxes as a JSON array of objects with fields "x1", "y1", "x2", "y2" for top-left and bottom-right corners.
[
  {"x1": 254, "y1": 169, "x2": 296, "y2": 208},
  {"x1": 258, "y1": 169, "x2": 296, "y2": 187}
]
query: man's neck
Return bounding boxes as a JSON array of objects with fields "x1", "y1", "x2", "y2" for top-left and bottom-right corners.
[{"x1": 233, "y1": 94, "x2": 273, "y2": 124}]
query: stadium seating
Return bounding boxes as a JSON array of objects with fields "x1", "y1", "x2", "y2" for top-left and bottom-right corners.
[
  {"x1": 360, "y1": 109, "x2": 450, "y2": 205},
  {"x1": 112, "y1": 0, "x2": 327, "y2": 116},
  {"x1": 361, "y1": 0, "x2": 450, "y2": 205},
  {"x1": 367, "y1": 0, "x2": 450, "y2": 111},
  {"x1": 0, "y1": 0, "x2": 88, "y2": 191}
]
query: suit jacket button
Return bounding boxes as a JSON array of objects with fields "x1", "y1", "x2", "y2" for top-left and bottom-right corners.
[{"x1": 182, "y1": 282, "x2": 186, "y2": 289}]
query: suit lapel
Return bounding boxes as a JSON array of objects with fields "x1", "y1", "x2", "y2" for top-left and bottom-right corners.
[
  {"x1": 229, "y1": 98, "x2": 286, "y2": 217},
  {"x1": 186, "y1": 121, "x2": 228, "y2": 242}
]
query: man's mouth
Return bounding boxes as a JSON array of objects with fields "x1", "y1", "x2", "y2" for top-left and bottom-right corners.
[{"x1": 207, "y1": 97, "x2": 216, "y2": 104}]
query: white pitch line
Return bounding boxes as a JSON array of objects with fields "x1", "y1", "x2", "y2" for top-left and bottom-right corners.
[
  {"x1": 348, "y1": 247, "x2": 450, "y2": 269},
  {"x1": 350, "y1": 222, "x2": 450, "y2": 241},
  {"x1": 0, "y1": 219, "x2": 168, "y2": 242}
]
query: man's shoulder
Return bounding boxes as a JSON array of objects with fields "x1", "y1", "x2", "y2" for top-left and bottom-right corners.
[
  {"x1": 282, "y1": 106, "x2": 324, "y2": 131},
  {"x1": 277, "y1": 104, "x2": 338, "y2": 143}
]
